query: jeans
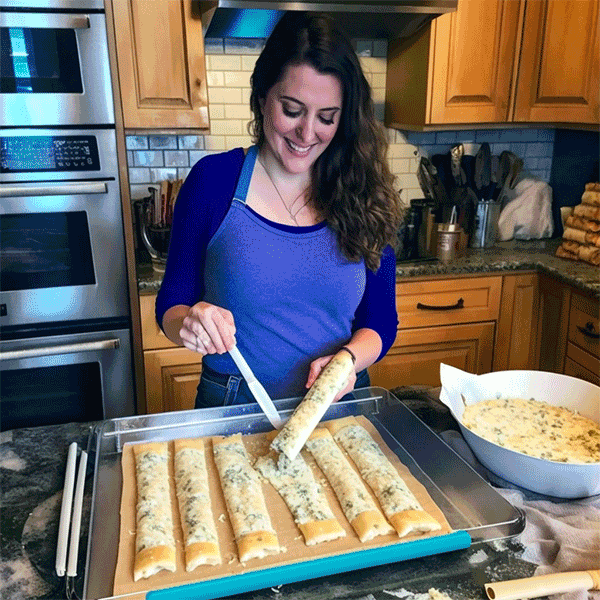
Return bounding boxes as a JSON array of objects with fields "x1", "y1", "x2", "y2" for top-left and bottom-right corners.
[{"x1": 195, "y1": 363, "x2": 371, "y2": 409}]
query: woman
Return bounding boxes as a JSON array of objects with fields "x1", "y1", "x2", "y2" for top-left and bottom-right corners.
[{"x1": 156, "y1": 11, "x2": 402, "y2": 408}]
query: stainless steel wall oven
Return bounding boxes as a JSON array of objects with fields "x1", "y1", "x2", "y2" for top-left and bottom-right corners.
[
  {"x1": 0, "y1": 0, "x2": 114, "y2": 127},
  {"x1": 1, "y1": 0, "x2": 135, "y2": 431}
]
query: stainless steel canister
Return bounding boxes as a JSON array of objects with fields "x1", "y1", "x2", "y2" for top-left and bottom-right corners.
[{"x1": 470, "y1": 200, "x2": 502, "y2": 248}]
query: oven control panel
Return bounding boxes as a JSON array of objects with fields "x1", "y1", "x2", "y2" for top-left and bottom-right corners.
[{"x1": 0, "y1": 136, "x2": 101, "y2": 173}]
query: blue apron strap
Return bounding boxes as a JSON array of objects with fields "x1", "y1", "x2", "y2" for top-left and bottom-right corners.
[{"x1": 232, "y1": 145, "x2": 259, "y2": 205}]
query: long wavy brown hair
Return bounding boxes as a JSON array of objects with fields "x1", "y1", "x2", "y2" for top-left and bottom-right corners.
[{"x1": 249, "y1": 12, "x2": 402, "y2": 272}]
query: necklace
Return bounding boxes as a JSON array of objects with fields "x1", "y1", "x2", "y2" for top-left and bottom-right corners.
[{"x1": 258, "y1": 157, "x2": 310, "y2": 226}]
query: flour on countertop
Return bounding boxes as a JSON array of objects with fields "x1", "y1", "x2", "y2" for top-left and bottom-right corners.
[
  {"x1": 468, "y1": 549, "x2": 489, "y2": 564},
  {"x1": 383, "y1": 588, "x2": 457, "y2": 600}
]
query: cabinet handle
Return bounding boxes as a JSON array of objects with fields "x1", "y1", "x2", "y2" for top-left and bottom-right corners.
[
  {"x1": 416, "y1": 297, "x2": 465, "y2": 311},
  {"x1": 577, "y1": 322, "x2": 600, "y2": 340}
]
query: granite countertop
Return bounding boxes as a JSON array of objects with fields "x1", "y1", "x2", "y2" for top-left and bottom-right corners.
[
  {"x1": 137, "y1": 239, "x2": 599, "y2": 298},
  {"x1": 0, "y1": 389, "x2": 539, "y2": 600}
]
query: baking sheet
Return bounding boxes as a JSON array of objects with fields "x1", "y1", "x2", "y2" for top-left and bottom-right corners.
[
  {"x1": 113, "y1": 416, "x2": 454, "y2": 598},
  {"x1": 84, "y1": 388, "x2": 524, "y2": 600}
]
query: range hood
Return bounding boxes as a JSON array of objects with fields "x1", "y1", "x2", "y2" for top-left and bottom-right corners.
[{"x1": 198, "y1": 1, "x2": 457, "y2": 40}]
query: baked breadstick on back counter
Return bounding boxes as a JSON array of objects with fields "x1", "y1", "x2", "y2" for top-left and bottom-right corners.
[
  {"x1": 174, "y1": 438, "x2": 221, "y2": 570},
  {"x1": 324, "y1": 417, "x2": 441, "y2": 537},
  {"x1": 132, "y1": 442, "x2": 176, "y2": 581},
  {"x1": 213, "y1": 434, "x2": 281, "y2": 562},
  {"x1": 271, "y1": 349, "x2": 355, "y2": 462},
  {"x1": 305, "y1": 428, "x2": 393, "y2": 542}
]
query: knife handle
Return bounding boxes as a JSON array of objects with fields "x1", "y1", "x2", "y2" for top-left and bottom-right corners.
[{"x1": 485, "y1": 570, "x2": 600, "y2": 600}]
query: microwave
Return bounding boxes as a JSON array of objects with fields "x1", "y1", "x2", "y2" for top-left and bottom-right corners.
[{"x1": 0, "y1": 0, "x2": 115, "y2": 127}]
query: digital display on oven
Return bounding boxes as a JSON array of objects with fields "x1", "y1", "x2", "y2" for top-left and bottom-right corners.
[{"x1": 0, "y1": 136, "x2": 100, "y2": 173}]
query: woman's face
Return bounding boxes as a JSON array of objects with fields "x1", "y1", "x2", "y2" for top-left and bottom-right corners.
[{"x1": 260, "y1": 63, "x2": 343, "y2": 175}]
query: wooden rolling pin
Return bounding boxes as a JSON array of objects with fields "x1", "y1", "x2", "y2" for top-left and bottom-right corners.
[{"x1": 485, "y1": 570, "x2": 600, "y2": 600}]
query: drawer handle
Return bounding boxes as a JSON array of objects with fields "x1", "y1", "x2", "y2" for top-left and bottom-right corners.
[
  {"x1": 416, "y1": 297, "x2": 465, "y2": 311},
  {"x1": 577, "y1": 322, "x2": 600, "y2": 340}
]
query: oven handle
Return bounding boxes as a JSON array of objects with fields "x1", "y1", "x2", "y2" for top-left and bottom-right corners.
[
  {"x1": 0, "y1": 13, "x2": 90, "y2": 29},
  {"x1": 0, "y1": 339, "x2": 120, "y2": 361},
  {"x1": 0, "y1": 182, "x2": 107, "y2": 198}
]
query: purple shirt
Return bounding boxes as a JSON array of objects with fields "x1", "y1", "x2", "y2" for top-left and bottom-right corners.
[{"x1": 156, "y1": 147, "x2": 398, "y2": 396}]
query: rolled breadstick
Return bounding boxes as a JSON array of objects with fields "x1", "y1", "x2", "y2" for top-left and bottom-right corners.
[
  {"x1": 213, "y1": 434, "x2": 280, "y2": 563},
  {"x1": 555, "y1": 245, "x2": 578, "y2": 261},
  {"x1": 565, "y1": 215, "x2": 600, "y2": 232},
  {"x1": 270, "y1": 349, "x2": 355, "y2": 461},
  {"x1": 132, "y1": 442, "x2": 176, "y2": 581},
  {"x1": 584, "y1": 182, "x2": 600, "y2": 192},
  {"x1": 485, "y1": 569, "x2": 600, "y2": 600},
  {"x1": 574, "y1": 203, "x2": 600, "y2": 221},
  {"x1": 563, "y1": 226, "x2": 588, "y2": 244},
  {"x1": 581, "y1": 190, "x2": 600, "y2": 206}
]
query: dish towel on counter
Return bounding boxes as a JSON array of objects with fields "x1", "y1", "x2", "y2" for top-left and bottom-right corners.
[{"x1": 440, "y1": 430, "x2": 600, "y2": 600}]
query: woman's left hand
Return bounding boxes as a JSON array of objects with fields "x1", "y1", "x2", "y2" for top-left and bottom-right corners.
[{"x1": 306, "y1": 354, "x2": 356, "y2": 402}]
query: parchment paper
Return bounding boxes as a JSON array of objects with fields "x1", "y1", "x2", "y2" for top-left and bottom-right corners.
[{"x1": 113, "y1": 416, "x2": 453, "y2": 598}]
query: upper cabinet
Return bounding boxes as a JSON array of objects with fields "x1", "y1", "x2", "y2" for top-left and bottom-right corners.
[
  {"x1": 385, "y1": 0, "x2": 599, "y2": 129},
  {"x1": 109, "y1": 0, "x2": 209, "y2": 130}
]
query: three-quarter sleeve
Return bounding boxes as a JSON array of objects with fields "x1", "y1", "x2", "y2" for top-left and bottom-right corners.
[{"x1": 352, "y1": 245, "x2": 398, "y2": 361}]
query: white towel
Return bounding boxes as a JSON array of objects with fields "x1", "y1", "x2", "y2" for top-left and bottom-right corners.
[{"x1": 440, "y1": 430, "x2": 600, "y2": 600}]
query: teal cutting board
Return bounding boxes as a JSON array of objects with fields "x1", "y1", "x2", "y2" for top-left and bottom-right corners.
[{"x1": 147, "y1": 530, "x2": 471, "y2": 600}]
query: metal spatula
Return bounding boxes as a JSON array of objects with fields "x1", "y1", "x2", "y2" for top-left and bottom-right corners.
[{"x1": 229, "y1": 346, "x2": 284, "y2": 429}]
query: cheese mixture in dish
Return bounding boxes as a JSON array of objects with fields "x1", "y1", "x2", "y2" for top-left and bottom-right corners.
[
  {"x1": 132, "y1": 442, "x2": 176, "y2": 581},
  {"x1": 305, "y1": 428, "x2": 393, "y2": 542},
  {"x1": 213, "y1": 434, "x2": 281, "y2": 561},
  {"x1": 173, "y1": 438, "x2": 221, "y2": 570},
  {"x1": 462, "y1": 398, "x2": 600, "y2": 463},
  {"x1": 254, "y1": 451, "x2": 346, "y2": 545},
  {"x1": 326, "y1": 418, "x2": 441, "y2": 537},
  {"x1": 271, "y1": 350, "x2": 354, "y2": 462}
]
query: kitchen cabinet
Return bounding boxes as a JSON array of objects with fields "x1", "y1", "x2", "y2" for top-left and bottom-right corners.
[
  {"x1": 493, "y1": 273, "x2": 539, "y2": 371},
  {"x1": 110, "y1": 0, "x2": 209, "y2": 130},
  {"x1": 139, "y1": 294, "x2": 202, "y2": 413},
  {"x1": 369, "y1": 276, "x2": 501, "y2": 388},
  {"x1": 564, "y1": 291, "x2": 599, "y2": 385},
  {"x1": 385, "y1": 0, "x2": 599, "y2": 129},
  {"x1": 536, "y1": 274, "x2": 571, "y2": 373}
]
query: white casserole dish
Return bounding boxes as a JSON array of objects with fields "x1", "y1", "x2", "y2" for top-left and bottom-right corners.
[{"x1": 439, "y1": 364, "x2": 600, "y2": 499}]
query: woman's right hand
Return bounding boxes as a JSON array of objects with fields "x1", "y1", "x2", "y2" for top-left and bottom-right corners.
[{"x1": 179, "y1": 301, "x2": 237, "y2": 356}]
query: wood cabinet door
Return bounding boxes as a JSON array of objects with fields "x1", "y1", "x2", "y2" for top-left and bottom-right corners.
[
  {"x1": 368, "y1": 322, "x2": 495, "y2": 389},
  {"x1": 144, "y1": 348, "x2": 202, "y2": 413},
  {"x1": 493, "y1": 273, "x2": 539, "y2": 371},
  {"x1": 536, "y1": 274, "x2": 571, "y2": 373},
  {"x1": 513, "y1": 0, "x2": 599, "y2": 124},
  {"x1": 428, "y1": 0, "x2": 522, "y2": 124},
  {"x1": 111, "y1": 0, "x2": 209, "y2": 129}
]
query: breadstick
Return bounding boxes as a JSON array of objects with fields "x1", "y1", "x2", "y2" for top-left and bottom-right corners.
[
  {"x1": 173, "y1": 438, "x2": 221, "y2": 570},
  {"x1": 132, "y1": 442, "x2": 176, "y2": 581},
  {"x1": 213, "y1": 434, "x2": 280, "y2": 562},
  {"x1": 565, "y1": 215, "x2": 600, "y2": 233},
  {"x1": 574, "y1": 203, "x2": 600, "y2": 221},
  {"x1": 581, "y1": 190, "x2": 600, "y2": 206},
  {"x1": 556, "y1": 245, "x2": 578, "y2": 261},
  {"x1": 254, "y1": 443, "x2": 346, "y2": 546},
  {"x1": 563, "y1": 227, "x2": 588, "y2": 244},
  {"x1": 584, "y1": 182, "x2": 600, "y2": 192},
  {"x1": 305, "y1": 428, "x2": 393, "y2": 542},
  {"x1": 325, "y1": 417, "x2": 441, "y2": 537},
  {"x1": 271, "y1": 349, "x2": 355, "y2": 461}
]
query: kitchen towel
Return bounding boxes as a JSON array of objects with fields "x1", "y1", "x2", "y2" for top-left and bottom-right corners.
[
  {"x1": 498, "y1": 177, "x2": 554, "y2": 241},
  {"x1": 439, "y1": 430, "x2": 600, "y2": 600}
]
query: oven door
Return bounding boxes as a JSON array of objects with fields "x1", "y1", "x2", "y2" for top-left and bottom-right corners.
[
  {"x1": 0, "y1": 9, "x2": 114, "y2": 126},
  {"x1": 0, "y1": 178, "x2": 129, "y2": 327},
  {"x1": 0, "y1": 327, "x2": 135, "y2": 431}
]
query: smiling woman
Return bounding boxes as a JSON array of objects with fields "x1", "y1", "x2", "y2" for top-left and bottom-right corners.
[{"x1": 156, "y1": 12, "x2": 403, "y2": 410}]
